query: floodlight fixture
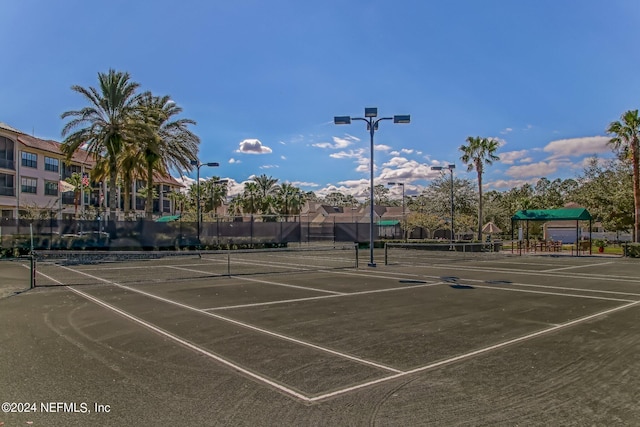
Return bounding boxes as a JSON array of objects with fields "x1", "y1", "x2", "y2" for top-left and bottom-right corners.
[{"x1": 333, "y1": 106, "x2": 411, "y2": 266}]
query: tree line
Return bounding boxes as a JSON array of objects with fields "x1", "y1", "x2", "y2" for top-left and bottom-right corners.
[{"x1": 60, "y1": 69, "x2": 640, "y2": 242}]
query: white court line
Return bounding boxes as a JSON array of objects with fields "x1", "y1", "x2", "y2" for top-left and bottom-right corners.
[
  {"x1": 468, "y1": 284, "x2": 634, "y2": 303},
  {"x1": 165, "y1": 265, "x2": 345, "y2": 295},
  {"x1": 409, "y1": 262, "x2": 640, "y2": 284},
  {"x1": 309, "y1": 299, "x2": 640, "y2": 402},
  {"x1": 542, "y1": 261, "x2": 615, "y2": 272},
  {"x1": 330, "y1": 267, "x2": 640, "y2": 301},
  {"x1": 65, "y1": 286, "x2": 310, "y2": 401},
  {"x1": 37, "y1": 263, "x2": 640, "y2": 402},
  {"x1": 206, "y1": 281, "x2": 446, "y2": 311},
  {"x1": 53, "y1": 264, "x2": 401, "y2": 374},
  {"x1": 234, "y1": 275, "x2": 346, "y2": 295}
]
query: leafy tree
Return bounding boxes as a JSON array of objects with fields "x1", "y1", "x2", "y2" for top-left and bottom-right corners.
[
  {"x1": 459, "y1": 136, "x2": 500, "y2": 240},
  {"x1": 572, "y1": 157, "x2": 634, "y2": 235},
  {"x1": 607, "y1": 109, "x2": 640, "y2": 242}
]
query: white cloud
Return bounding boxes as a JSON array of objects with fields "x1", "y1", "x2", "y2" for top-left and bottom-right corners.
[
  {"x1": 280, "y1": 155, "x2": 286, "y2": 160},
  {"x1": 375, "y1": 144, "x2": 392, "y2": 151},
  {"x1": 259, "y1": 164, "x2": 279, "y2": 169},
  {"x1": 543, "y1": 136, "x2": 611, "y2": 159},
  {"x1": 500, "y1": 150, "x2": 530, "y2": 165},
  {"x1": 379, "y1": 157, "x2": 439, "y2": 181},
  {"x1": 489, "y1": 178, "x2": 537, "y2": 190},
  {"x1": 500, "y1": 127, "x2": 513, "y2": 135},
  {"x1": 504, "y1": 159, "x2": 572, "y2": 178},
  {"x1": 312, "y1": 135, "x2": 359, "y2": 150},
  {"x1": 228, "y1": 158, "x2": 240, "y2": 164},
  {"x1": 291, "y1": 181, "x2": 319, "y2": 188},
  {"x1": 400, "y1": 148, "x2": 414, "y2": 154},
  {"x1": 329, "y1": 148, "x2": 365, "y2": 159},
  {"x1": 236, "y1": 139, "x2": 272, "y2": 154}
]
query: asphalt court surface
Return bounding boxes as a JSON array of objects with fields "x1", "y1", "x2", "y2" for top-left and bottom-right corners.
[{"x1": 2, "y1": 250, "x2": 639, "y2": 425}]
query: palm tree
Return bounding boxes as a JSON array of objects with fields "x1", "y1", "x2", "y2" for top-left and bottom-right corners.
[
  {"x1": 607, "y1": 110, "x2": 640, "y2": 242},
  {"x1": 136, "y1": 93, "x2": 199, "y2": 220},
  {"x1": 459, "y1": 136, "x2": 500, "y2": 240},
  {"x1": 277, "y1": 183, "x2": 302, "y2": 221},
  {"x1": 64, "y1": 172, "x2": 91, "y2": 218},
  {"x1": 252, "y1": 174, "x2": 280, "y2": 219},
  {"x1": 242, "y1": 182, "x2": 261, "y2": 217},
  {"x1": 61, "y1": 69, "x2": 144, "y2": 223}
]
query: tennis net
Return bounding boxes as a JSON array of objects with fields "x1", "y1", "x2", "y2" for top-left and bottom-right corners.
[
  {"x1": 384, "y1": 241, "x2": 504, "y2": 265},
  {"x1": 33, "y1": 244, "x2": 358, "y2": 287}
]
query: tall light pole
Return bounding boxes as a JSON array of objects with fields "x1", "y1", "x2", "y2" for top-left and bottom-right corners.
[
  {"x1": 335, "y1": 108, "x2": 410, "y2": 267},
  {"x1": 388, "y1": 182, "x2": 405, "y2": 240},
  {"x1": 431, "y1": 164, "x2": 455, "y2": 244},
  {"x1": 190, "y1": 160, "x2": 219, "y2": 243}
]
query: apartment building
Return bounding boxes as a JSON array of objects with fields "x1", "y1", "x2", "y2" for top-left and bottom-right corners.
[{"x1": 0, "y1": 122, "x2": 182, "y2": 220}]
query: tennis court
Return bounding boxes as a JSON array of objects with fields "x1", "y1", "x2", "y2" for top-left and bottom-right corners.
[{"x1": 1, "y1": 246, "x2": 639, "y2": 425}]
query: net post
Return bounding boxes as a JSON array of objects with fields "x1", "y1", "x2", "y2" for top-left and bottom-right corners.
[
  {"x1": 30, "y1": 253, "x2": 36, "y2": 288},
  {"x1": 384, "y1": 242, "x2": 388, "y2": 265},
  {"x1": 354, "y1": 242, "x2": 359, "y2": 269},
  {"x1": 227, "y1": 247, "x2": 231, "y2": 276}
]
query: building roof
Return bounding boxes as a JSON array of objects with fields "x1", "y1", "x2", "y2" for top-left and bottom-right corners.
[
  {"x1": 17, "y1": 133, "x2": 96, "y2": 166},
  {"x1": 512, "y1": 208, "x2": 592, "y2": 221},
  {"x1": 0, "y1": 122, "x2": 23, "y2": 134}
]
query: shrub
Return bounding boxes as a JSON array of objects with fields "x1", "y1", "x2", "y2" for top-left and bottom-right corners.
[{"x1": 623, "y1": 243, "x2": 640, "y2": 258}]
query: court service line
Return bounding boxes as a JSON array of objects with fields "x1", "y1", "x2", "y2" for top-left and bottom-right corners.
[
  {"x1": 53, "y1": 265, "x2": 401, "y2": 374},
  {"x1": 412, "y1": 262, "x2": 640, "y2": 284},
  {"x1": 308, "y1": 299, "x2": 640, "y2": 402},
  {"x1": 542, "y1": 261, "x2": 615, "y2": 272},
  {"x1": 328, "y1": 266, "x2": 640, "y2": 300},
  {"x1": 165, "y1": 265, "x2": 344, "y2": 295},
  {"x1": 205, "y1": 281, "x2": 447, "y2": 311},
  {"x1": 65, "y1": 286, "x2": 311, "y2": 401},
  {"x1": 232, "y1": 275, "x2": 346, "y2": 295},
  {"x1": 468, "y1": 284, "x2": 635, "y2": 303},
  {"x1": 405, "y1": 271, "x2": 640, "y2": 300}
]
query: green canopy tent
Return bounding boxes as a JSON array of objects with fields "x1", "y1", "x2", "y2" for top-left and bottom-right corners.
[
  {"x1": 154, "y1": 215, "x2": 181, "y2": 223},
  {"x1": 511, "y1": 208, "x2": 593, "y2": 255}
]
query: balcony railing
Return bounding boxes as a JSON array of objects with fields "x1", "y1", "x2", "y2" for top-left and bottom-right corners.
[
  {"x1": 0, "y1": 159, "x2": 15, "y2": 170},
  {"x1": 0, "y1": 186, "x2": 15, "y2": 196}
]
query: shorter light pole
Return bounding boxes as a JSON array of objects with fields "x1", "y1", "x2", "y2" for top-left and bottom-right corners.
[
  {"x1": 388, "y1": 182, "x2": 405, "y2": 240},
  {"x1": 431, "y1": 164, "x2": 455, "y2": 244},
  {"x1": 190, "y1": 160, "x2": 219, "y2": 243}
]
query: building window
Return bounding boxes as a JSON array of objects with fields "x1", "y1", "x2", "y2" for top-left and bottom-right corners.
[
  {"x1": 21, "y1": 177, "x2": 37, "y2": 194},
  {"x1": 0, "y1": 136, "x2": 15, "y2": 170},
  {"x1": 45, "y1": 157, "x2": 59, "y2": 172},
  {"x1": 44, "y1": 180, "x2": 59, "y2": 196},
  {"x1": 21, "y1": 152, "x2": 37, "y2": 168},
  {"x1": 62, "y1": 164, "x2": 81, "y2": 179},
  {"x1": 0, "y1": 173, "x2": 15, "y2": 196}
]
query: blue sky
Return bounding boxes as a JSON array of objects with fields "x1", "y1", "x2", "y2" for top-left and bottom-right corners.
[{"x1": 2, "y1": 0, "x2": 639, "y2": 199}]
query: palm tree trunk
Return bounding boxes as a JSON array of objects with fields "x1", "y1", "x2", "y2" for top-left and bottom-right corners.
[
  {"x1": 108, "y1": 166, "x2": 118, "y2": 223},
  {"x1": 145, "y1": 165, "x2": 154, "y2": 220},
  {"x1": 477, "y1": 166, "x2": 483, "y2": 241},
  {"x1": 633, "y1": 141, "x2": 640, "y2": 242}
]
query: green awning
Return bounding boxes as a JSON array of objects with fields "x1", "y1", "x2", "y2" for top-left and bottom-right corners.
[
  {"x1": 155, "y1": 215, "x2": 181, "y2": 222},
  {"x1": 377, "y1": 220, "x2": 400, "y2": 226},
  {"x1": 511, "y1": 208, "x2": 592, "y2": 221}
]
